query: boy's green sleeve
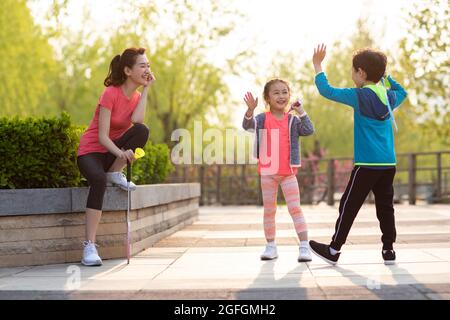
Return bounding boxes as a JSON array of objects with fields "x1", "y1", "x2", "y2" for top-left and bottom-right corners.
[{"x1": 315, "y1": 72, "x2": 358, "y2": 108}]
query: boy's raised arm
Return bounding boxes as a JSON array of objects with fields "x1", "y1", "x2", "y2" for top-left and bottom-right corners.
[
  {"x1": 313, "y1": 44, "x2": 327, "y2": 74},
  {"x1": 386, "y1": 75, "x2": 408, "y2": 109},
  {"x1": 313, "y1": 44, "x2": 358, "y2": 108}
]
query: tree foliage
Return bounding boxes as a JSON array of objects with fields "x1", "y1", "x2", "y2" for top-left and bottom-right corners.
[
  {"x1": 0, "y1": 0, "x2": 59, "y2": 117},
  {"x1": 397, "y1": 0, "x2": 449, "y2": 146}
]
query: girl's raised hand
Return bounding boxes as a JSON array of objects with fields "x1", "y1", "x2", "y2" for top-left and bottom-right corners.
[
  {"x1": 313, "y1": 44, "x2": 327, "y2": 66},
  {"x1": 244, "y1": 92, "x2": 258, "y2": 111},
  {"x1": 289, "y1": 99, "x2": 305, "y2": 115}
]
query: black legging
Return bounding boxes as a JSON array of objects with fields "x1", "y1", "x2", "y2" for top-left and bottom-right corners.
[{"x1": 77, "y1": 123, "x2": 149, "y2": 210}]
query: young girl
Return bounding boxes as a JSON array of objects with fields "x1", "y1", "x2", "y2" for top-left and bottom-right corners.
[
  {"x1": 77, "y1": 47, "x2": 155, "y2": 266},
  {"x1": 242, "y1": 79, "x2": 314, "y2": 262}
]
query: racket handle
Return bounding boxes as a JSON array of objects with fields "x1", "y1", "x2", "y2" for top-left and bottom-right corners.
[{"x1": 126, "y1": 161, "x2": 131, "y2": 182}]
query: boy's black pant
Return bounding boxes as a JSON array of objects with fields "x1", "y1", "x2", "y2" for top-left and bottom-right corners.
[{"x1": 330, "y1": 166, "x2": 396, "y2": 251}]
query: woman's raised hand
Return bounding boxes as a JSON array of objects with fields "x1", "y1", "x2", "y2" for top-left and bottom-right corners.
[{"x1": 144, "y1": 71, "x2": 156, "y2": 87}]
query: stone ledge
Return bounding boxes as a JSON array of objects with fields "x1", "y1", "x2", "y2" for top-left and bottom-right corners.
[
  {"x1": 0, "y1": 183, "x2": 201, "y2": 216},
  {"x1": 0, "y1": 183, "x2": 201, "y2": 267}
]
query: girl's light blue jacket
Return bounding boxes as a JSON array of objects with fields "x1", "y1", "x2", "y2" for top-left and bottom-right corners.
[{"x1": 242, "y1": 112, "x2": 314, "y2": 167}]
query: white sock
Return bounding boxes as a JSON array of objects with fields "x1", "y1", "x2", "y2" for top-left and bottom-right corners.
[
  {"x1": 300, "y1": 241, "x2": 309, "y2": 248},
  {"x1": 329, "y1": 247, "x2": 339, "y2": 255},
  {"x1": 267, "y1": 241, "x2": 276, "y2": 247}
]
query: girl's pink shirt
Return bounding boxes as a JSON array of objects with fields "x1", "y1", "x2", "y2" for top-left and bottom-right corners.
[
  {"x1": 258, "y1": 111, "x2": 297, "y2": 176},
  {"x1": 77, "y1": 86, "x2": 140, "y2": 156}
]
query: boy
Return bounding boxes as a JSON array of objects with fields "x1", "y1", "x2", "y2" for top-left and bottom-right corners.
[{"x1": 309, "y1": 44, "x2": 407, "y2": 265}]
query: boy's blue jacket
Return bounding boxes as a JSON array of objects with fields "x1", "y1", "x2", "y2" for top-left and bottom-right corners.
[{"x1": 315, "y1": 72, "x2": 407, "y2": 166}]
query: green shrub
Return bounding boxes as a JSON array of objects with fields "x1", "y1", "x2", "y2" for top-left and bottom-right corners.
[
  {"x1": 132, "y1": 141, "x2": 174, "y2": 185},
  {"x1": 0, "y1": 112, "x2": 174, "y2": 188},
  {"x1": 0, "y1": 112, "x2": 82, "y2": 188}
]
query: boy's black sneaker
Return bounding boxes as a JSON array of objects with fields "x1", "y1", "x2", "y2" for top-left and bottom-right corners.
[
  {"x1": 309, "y1": 240, "x2": 340, "y2": 265},
  {"x1": 382, "y1": 250, "x2": 396, "y2": 265}
]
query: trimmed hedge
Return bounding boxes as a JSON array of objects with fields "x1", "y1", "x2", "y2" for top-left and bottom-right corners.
[
  {"x1": 0, "y1": 113, "x2": 173, "y2": 189},
  {"x1": 0, "y1": 113, "x2": 82, "y2": 188},
  {"x1": 133, "y1": 142, "x2": 174, "y2": 185}
]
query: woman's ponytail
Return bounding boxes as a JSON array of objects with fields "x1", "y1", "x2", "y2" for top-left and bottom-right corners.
[
  {"x1": 104, "y1": 54, "x2": 124, "y2": 87},
  {"x1": 103, "y1": 48, "x2": 146, "y2": 87}
]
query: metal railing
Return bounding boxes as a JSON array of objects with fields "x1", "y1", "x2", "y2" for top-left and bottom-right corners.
[{"x1": 166, "y1": 151, "x2": 450, "y2": 206}]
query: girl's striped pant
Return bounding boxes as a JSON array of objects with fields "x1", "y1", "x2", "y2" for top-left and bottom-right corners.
[{"x1": 260, "y1": 174, "x2": 307, "y2": 240}]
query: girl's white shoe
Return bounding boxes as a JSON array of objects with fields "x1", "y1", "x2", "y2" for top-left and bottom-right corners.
[
  {"x1": 260, "y1": 244, "x2": 278, "y2": 260},
  {"x1": 298, "y1": 245, "x2": 312, "y2": 262}
]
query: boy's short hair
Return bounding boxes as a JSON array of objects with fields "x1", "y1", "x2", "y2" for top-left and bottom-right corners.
[{"x1": 352, "y1": 48, "x2": 387, "y2": 83}]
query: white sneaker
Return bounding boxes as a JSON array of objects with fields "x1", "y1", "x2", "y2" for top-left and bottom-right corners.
[
  {"x1": 260, "y1": 244, "x2": 278, "y2": 260},
  {"x1": 106, "y1": 172, "x2": 136, "y2": 191},
  {"x1": 81, "y1": 241, "x2": 103, "y2": 266},
  {"x1": 298, "y1": 245, "x2": 312, "y2": 262}
]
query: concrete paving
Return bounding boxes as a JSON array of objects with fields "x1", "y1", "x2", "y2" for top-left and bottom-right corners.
[{"x1": 1, "y1": 203, "x2": 450, "y2": 300}]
